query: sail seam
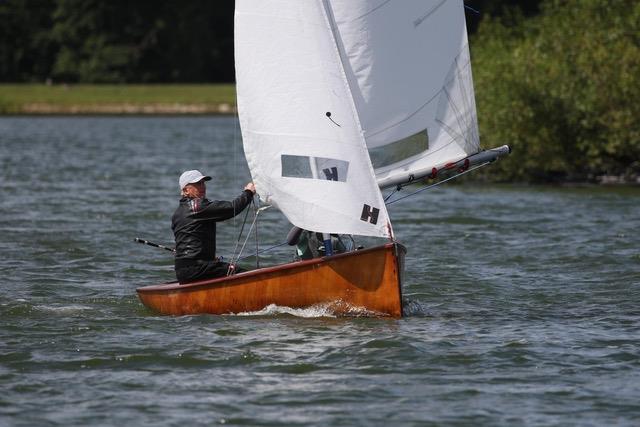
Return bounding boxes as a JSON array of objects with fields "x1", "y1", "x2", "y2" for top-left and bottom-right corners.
[
  {"x1": 350, "y1": 0, "x2": 393, "y2": 22},
  {"x1": 414, "y1": 0, "x2": 447, "y2": 27}
]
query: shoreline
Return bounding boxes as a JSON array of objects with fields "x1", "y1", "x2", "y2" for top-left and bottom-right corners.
[
  {"x1": 0, "y1": 83, "x2": 238, "y2": 114},
  {"x1": 6, "y1": 102, "x2": 237, "y2": 115}
]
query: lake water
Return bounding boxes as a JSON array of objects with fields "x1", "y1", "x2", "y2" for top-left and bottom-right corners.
[{"x1": 1, "y1": 116, "x2": 639, "y2": 426}]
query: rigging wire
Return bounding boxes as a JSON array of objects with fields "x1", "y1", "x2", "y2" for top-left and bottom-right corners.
[
  {"x1": 228, "y1": 203, "x2": 271, "y2": 274},
  {"x1": 464, "y1": 3, "x2": 480, "y2": 14},
  {"x1": 385, "y1": 161, "x2": 491, "y2": 205},
  {"x1": 229, "y1": 201, "x2": 252, "y2": 263},
  {"x1": 384, "y1": 187, "x2": 399, "y2": 202},
  {"x1": 238, "y1": 241, "x2": 288, "y2": 261},
  {"x1": 254, "y1": 199, "x2": 260, "y2": 268}
]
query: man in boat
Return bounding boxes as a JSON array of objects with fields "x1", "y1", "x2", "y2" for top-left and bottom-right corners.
[{"x1": 172, "y1": 170, "x2": 256, "y2": 284}]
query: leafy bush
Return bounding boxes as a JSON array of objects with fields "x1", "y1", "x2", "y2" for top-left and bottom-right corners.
[{"x1": 472, "y1": 0, "x2": 640, "y2": 181}]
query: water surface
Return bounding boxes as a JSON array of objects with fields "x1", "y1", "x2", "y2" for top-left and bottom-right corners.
[{"x1": 1, "y1": 116, "x2": 639, "y2": 426}]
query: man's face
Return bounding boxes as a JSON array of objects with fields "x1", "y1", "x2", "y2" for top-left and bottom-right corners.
[{"x1": 185, "y1": 180, "x2": 206, "y2": 198}]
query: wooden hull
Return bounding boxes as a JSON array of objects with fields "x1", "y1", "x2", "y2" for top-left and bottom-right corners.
[{"x1": 136, "y1": 242, "x2": 406, "y2": 317}]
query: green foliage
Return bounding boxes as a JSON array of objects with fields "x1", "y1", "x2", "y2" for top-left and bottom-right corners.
[
  {"x1": 0, "y1": 0, "x2": 57, "y2": 82},
  {"x1": 473, "y1": 0, "x2": 640, "y2": 181},
  {"x1": 0, "y1": 0, "x2": 235, "y2": 83},
  {"x1": 50, "y1": 0, "x2": 237, "y2": 83}
]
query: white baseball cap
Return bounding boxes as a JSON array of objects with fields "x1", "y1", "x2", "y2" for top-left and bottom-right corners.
[{"x1": 179, "y1": 170, "x2": 211, "y2": 190}]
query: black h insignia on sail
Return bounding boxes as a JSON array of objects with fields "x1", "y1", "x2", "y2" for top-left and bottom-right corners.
[
  {"x1": 323, "y1": 167, "x2": 338, "y2": 181},
  {"x1": 360, "y1": 204, "x2": 380, "y2": 224}
]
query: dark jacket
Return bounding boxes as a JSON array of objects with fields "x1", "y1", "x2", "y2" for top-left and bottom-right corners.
[{"x1": 171, "y1": 190, "x2": 253, "y2": 269}]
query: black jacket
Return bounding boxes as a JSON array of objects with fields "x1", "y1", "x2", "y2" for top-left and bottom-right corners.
[{"x1": 171, "y1": 190, "x2": 253, "y2": 268}]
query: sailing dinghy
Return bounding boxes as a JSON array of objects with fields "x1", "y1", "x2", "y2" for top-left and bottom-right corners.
[{"x1": 137, "y1": 0, "x2": 510, "y2": 317}]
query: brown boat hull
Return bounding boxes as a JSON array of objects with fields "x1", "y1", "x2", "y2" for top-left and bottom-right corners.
[{"x1": 136, "y1": 242, "x2": 406, "y2": 317}]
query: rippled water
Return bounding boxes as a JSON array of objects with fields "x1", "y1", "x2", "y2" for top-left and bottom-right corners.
[{"x1": 1, "y1": 116, "x2": 639, "y2": 426}]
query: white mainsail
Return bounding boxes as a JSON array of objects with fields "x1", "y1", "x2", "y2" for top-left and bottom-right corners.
[{"x1": 234, "y1": 0, "x2": 479, "y2": 237}]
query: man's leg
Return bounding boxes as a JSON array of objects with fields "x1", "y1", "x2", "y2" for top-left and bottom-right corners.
[{"x1": 177, "y1": 259, "x2": 246, "y2": 284}]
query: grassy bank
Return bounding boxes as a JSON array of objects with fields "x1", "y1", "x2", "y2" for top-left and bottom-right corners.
[{"x1": 0, "y1": 84, "x2": 237, "y2": 114}]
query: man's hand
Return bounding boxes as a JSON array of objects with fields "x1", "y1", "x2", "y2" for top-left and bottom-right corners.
[{"x1": 244, "y1": 182, "x2": 256, "y2": 194}]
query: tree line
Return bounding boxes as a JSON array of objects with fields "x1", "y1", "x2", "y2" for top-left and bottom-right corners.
[
  {"x1": 1, "y1": 0, "x2": 235, "y2": 83},
  {"x1": 1, "y1": 0, "x2": 637, "y2": 181},
  {"x1": 472, "y1": 0, "x2": 639, "y2": 182},
  {"x1": 1, "y1": 0, "x2": 538, "y2": 83}
]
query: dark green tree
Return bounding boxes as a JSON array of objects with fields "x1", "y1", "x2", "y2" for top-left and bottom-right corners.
[
  {"x1": 465, "y1": 0, "x2": 542, "y2": 33},
  {"x1": 0, "y1": 0, "x2": 57, "y2": 82},
  {"x1": 49, "y1": 0, "x2": 234, "y2": 83},
  {"x1": 472, "y1": 0, "x2": 640, "y2": 181}
]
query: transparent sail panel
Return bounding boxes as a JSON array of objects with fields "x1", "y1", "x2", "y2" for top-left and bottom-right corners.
[
  {"x1": 368, "y1": 129, "x2": 429, "y2": 169},
  {"x1": 281, "y1": 154, "x2": 349, "y2": 182}
]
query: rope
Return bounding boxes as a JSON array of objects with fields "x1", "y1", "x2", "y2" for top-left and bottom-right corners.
[
  {"x1": 227, "y1": 203, "x2": 271, "y2": 275},
  {"x1": 254, "y1": 200, "x2": 260, "y2": 268},
  {"x1": 231, "y1": 209, "x2": 259, "y2": 266},
  {"x1": 229, "y1": 201, "x2": 252, "y2": 262}
]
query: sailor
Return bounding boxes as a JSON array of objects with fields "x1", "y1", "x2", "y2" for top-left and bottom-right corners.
[
  {"x1": 294, "y1": 230, "x2": 349, "y2": 260},
  {"x1": 172, "y1": 170, "x2": 256, "y2": 284}
]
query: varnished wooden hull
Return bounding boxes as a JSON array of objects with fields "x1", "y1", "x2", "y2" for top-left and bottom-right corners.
[{"x1": 136, "y1": 242, "x2": 406, "y2": 317}]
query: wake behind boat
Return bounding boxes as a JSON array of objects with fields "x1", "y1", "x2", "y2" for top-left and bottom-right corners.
[{"x1": 136, "y1": 0, "x2": 509, "y2": 317}]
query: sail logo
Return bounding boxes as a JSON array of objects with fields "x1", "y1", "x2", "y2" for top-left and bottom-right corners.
[
  {"x1": 323, "y1": 167, "x2": 338, "y2": 181},
  {"x1": 360, "y1": 204, "x2": 380, "y2": 225}
]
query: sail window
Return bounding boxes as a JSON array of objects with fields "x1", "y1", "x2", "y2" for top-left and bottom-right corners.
[
  {"x1": 368, "y1": 129, "x2": 429, "y2": 169},
  {"x1": 281, "y1": 155, "x2": 349, "y2": 182}
]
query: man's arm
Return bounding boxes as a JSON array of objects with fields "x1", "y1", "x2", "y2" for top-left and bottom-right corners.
[{"x1": 190, "y1": 184, "x2": 255, "y2": 221}]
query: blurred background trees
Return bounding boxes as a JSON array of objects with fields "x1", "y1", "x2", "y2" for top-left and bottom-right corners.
[
  {"x1": 1, "y1": 0, "x2": 637, "y2": 181},
  {"x1": 1, "y1": 0, "x2": 235, "y2": 83},
  {"x1": 0, "y1": 0, "x2": 542, "y2": 84},
  {"x1": 472, "y1": 0, "x2": 640, "y2": 181}
]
